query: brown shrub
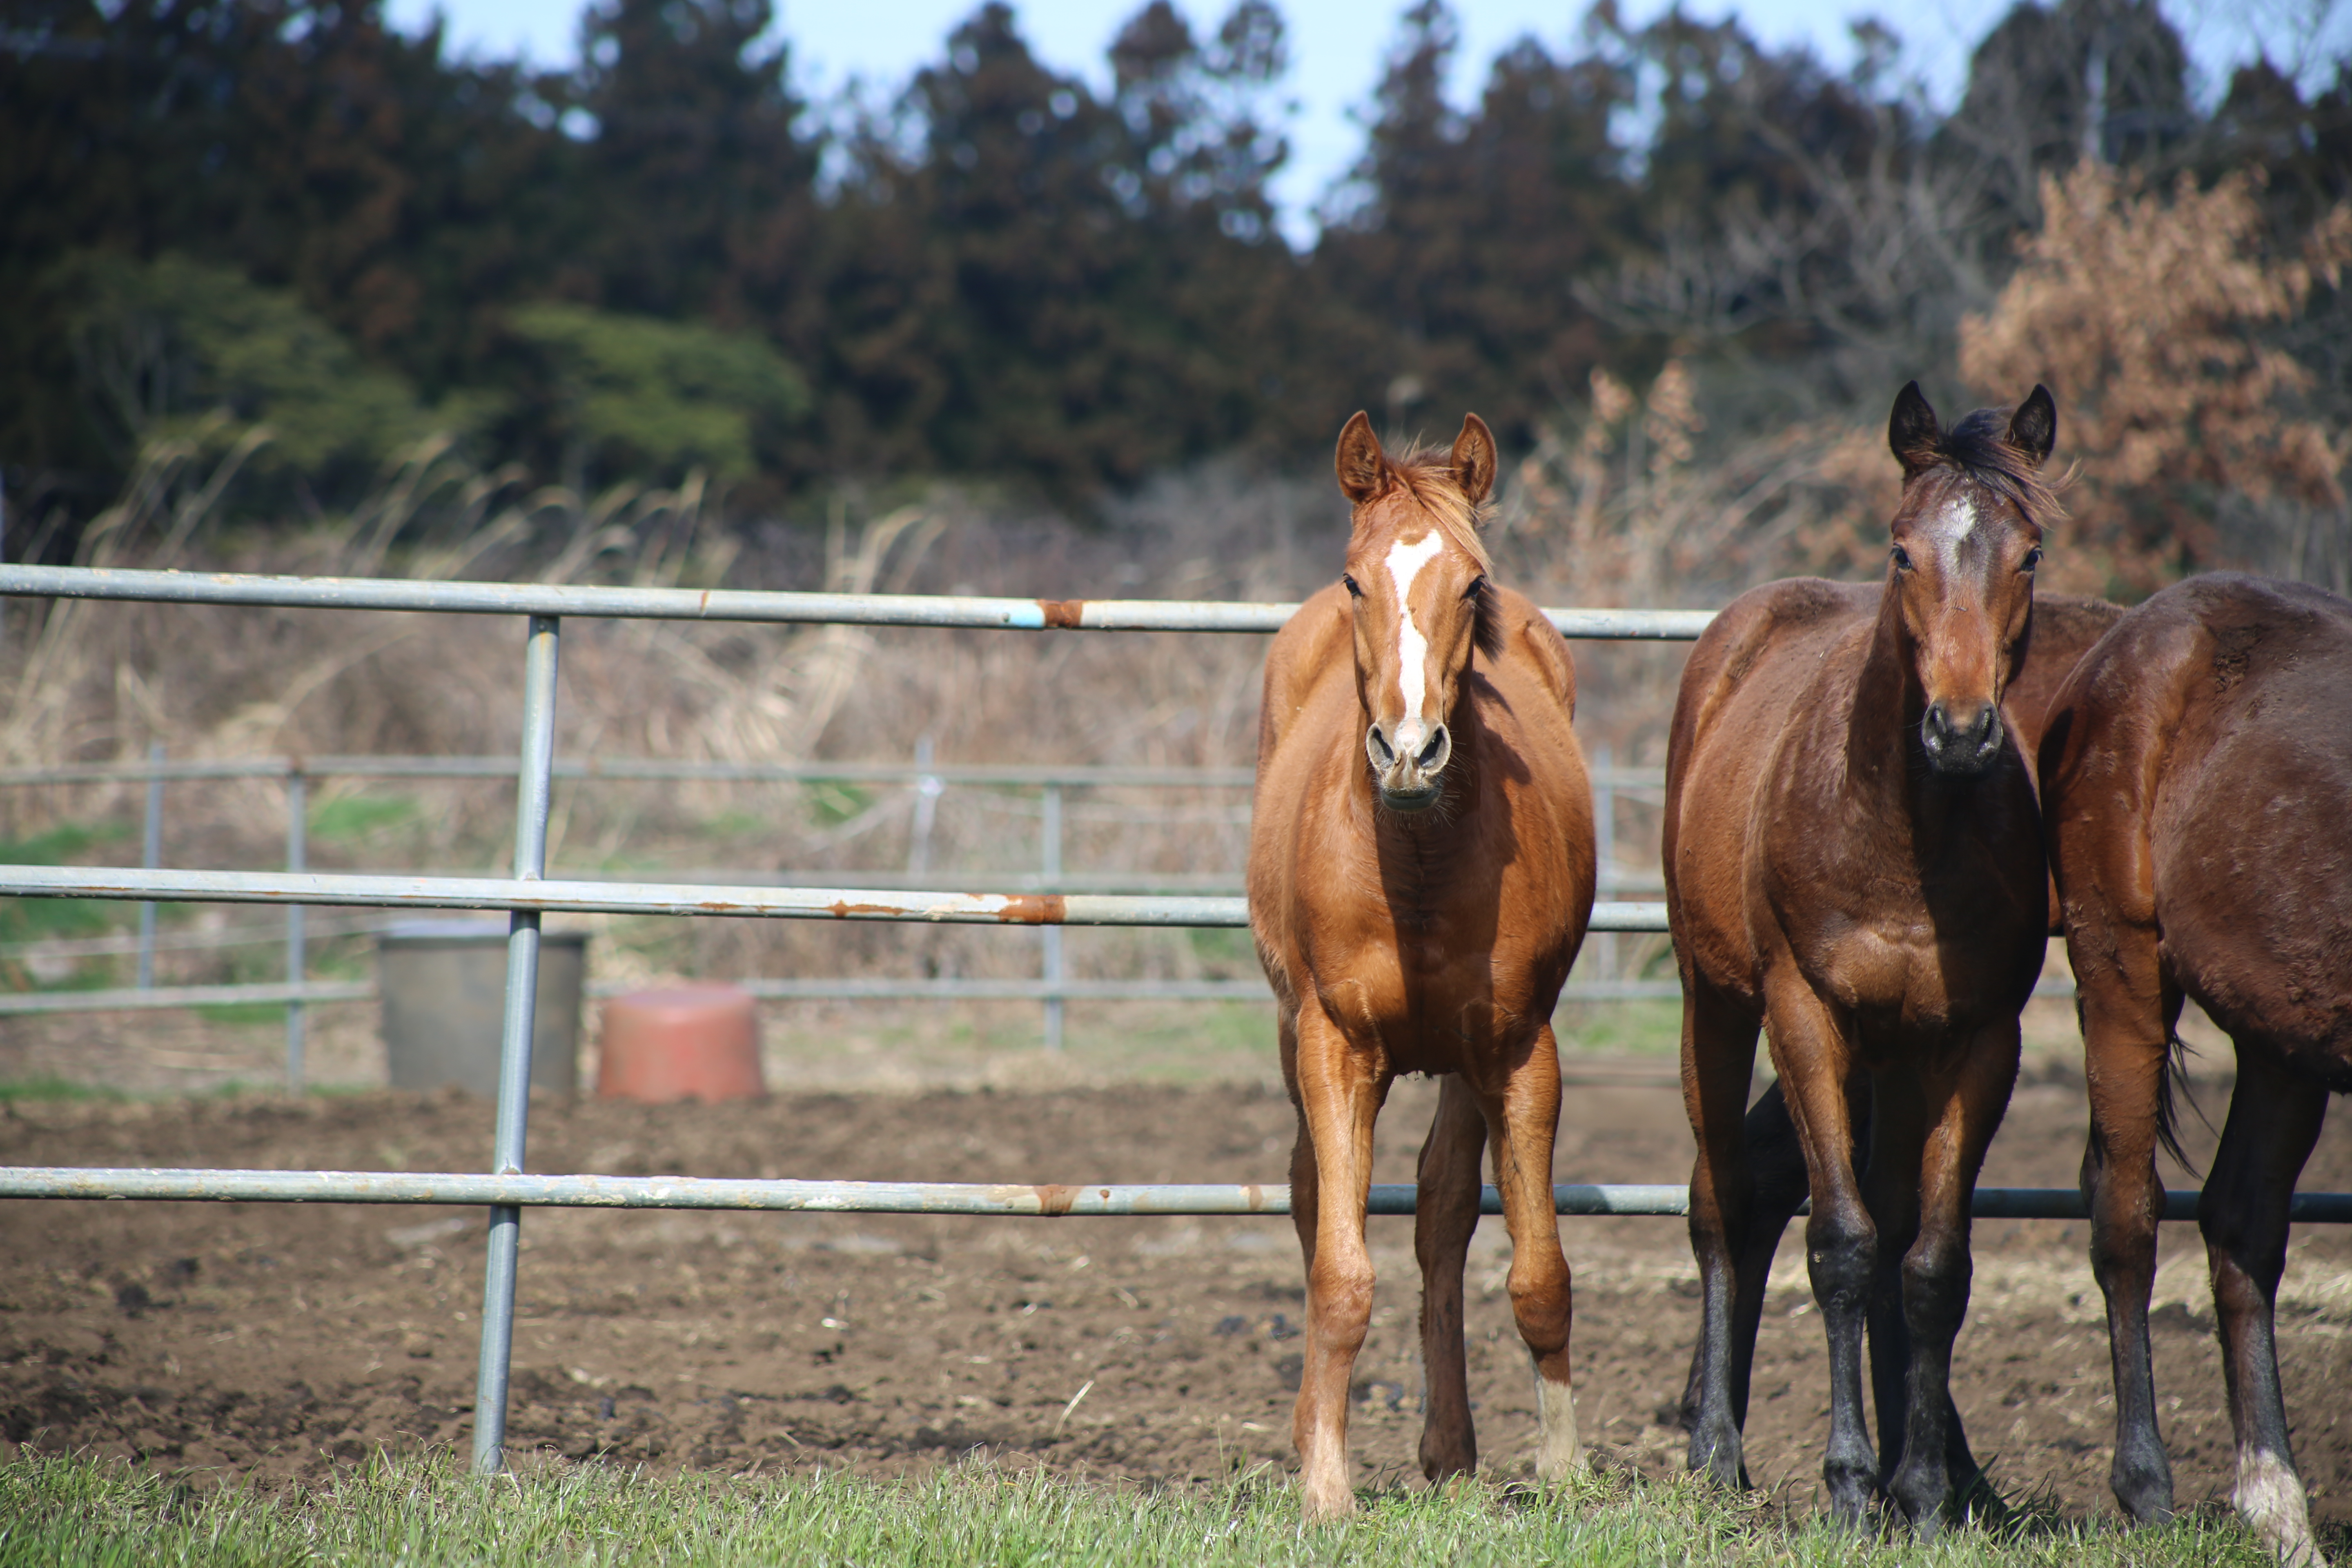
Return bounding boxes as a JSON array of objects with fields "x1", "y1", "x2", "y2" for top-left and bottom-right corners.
[{"x1": 1960, "y1": 161, "x2": 2352, "y2": 594}]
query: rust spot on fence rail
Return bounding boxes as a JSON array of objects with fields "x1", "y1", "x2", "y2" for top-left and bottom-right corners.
[
  {"x1": 996, "y1": 894, "x2": 1067, "y2": 924},
  {"x1": 1245, "y1": 1183, "x2": 1265, "y2": 1213},
  {"x1": 1038, "y1": 599, "x2": 1086, "y2": 629},
  {"x1": 819, "y1": 900, "x2": 904, "y2": 919},
  {"x1": 1033, "y1": 1184, "x2": 1082, "y2": 1216}
]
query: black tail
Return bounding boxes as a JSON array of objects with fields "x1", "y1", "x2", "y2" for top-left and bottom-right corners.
[{"x1": 2152, "y1": 1027, "x2": 2205, "y2": 1177}]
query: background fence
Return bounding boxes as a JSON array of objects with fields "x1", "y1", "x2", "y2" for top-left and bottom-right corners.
[
  {"x1": 0, "y1": 561, "x2": 2330, "y2": 1480},
  {"x1": 0, "y1": 749, "x2": 1682, "y2": 1070}
]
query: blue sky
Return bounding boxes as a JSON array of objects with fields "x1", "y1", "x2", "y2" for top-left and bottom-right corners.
[{"x1": 384, "y1": 0, "x2": 2351, "y2": 245}]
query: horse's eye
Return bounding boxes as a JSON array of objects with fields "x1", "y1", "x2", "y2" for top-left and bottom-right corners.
[
  {"x1": 1463, "y1": 575, "x2": 1487, "y2": 601},
  {"x1": 1342, "y1": 574, "x2": 1362, "y2": 599},
  {"x1": 2021, "y1": 547, "x2": 2043, "y2": 572},
  {"x1": 1891, "y1": 546, "x2": 1914, "y2": 572}
]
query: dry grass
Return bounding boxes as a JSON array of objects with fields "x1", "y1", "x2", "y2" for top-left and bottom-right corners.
[
  {"x1": 3, "y1": 396, "x2": 1913, "y2": 1022},
  {"x1": 9, "y1": 294, "x2": 2339, "y2": 1084}
]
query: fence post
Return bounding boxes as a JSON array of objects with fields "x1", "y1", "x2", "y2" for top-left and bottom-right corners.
[
  {"x1": 1592, "y1": 745, "x2": 1615, "y2": 984},
  {"x1": 1041, "y1": 785, "x2": 1063, "y2": 1052},
  {"x1": 136, "y1": 743, "x2": 164, "y2": 989},
  {"x1": 285, "y1": 767, "x2": 306, "y2": 1093},
  {"x1": 907, "y1": 734, "x2": 941, "y2": 878},
  {"x1": 472, "y1": 614, "x2": 559, "y2": 1477}
]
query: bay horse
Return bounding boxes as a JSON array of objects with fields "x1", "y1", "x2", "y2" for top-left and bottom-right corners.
[
  {"x1": 1666, "y1": 383, "x2": 2058, "y2": 1532},
  {"x1": 1674, "y1": 589, "x2": 2125, "y2": 1480},
  {"x1": 1250, "y1": 411, "x2": 1594, "y2": 1521},
  {"x1": 2040, "y1": 573, "x2": 2352, "y2": 1567}
]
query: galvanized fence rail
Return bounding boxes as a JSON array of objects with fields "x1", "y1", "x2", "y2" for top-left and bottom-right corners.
[
  {"x1": 2, "y1": 562, "x2": 2343, "y2": 1480},
  {"x1": 0, "y1": 752, "x2": 1674, "y2": 1030}
]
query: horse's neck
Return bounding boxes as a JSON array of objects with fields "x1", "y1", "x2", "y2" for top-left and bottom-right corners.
[{"x1": 1837, "y1": 597, "x2": 1937, "y2": 832}]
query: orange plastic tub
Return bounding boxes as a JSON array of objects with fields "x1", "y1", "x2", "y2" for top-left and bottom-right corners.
[{"x1": 595, "y1": 985, "x2": 765, "y2": 1103}]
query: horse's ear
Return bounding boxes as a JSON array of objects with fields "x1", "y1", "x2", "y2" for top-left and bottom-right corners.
[
  {"x1": 1450, "y1": 413, "x2": 1498, "y2": 507},
  {"x1": 1335, "y1": 411, "x2": 1388, "y2": 505},
  {"x1": 1888, "y1": 381, "x2": 1941, "y2": 477},
  {"x1": 2007, "y1": 385, "x2": 2057, "y2": 469}
]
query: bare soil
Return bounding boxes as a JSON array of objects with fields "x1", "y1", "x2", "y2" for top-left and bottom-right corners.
[{"x1": 0, "y1": 1069, "x2": 2346, "y2": 1527}]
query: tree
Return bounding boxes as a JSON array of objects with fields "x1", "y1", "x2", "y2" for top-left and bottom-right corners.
[
  {"x1": 508, "y1": 302, "x2": 809, "y2": 484},
  {"x1": 1311, "y1": 4, "x2": 1634, "y2": 446},
  {"x1": 572, "y1": 0, "x2": 820, "y2": 326},
  {"x1": 1959, "y1": 162, "x2": 2352, "y2": 592}
]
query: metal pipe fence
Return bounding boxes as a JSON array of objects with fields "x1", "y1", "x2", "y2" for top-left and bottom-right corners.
[
  {"x1": 7, "y1": 1166, "x2": 2346, "y2": 1224},
  {"x1": 2, "y1": 562, "x2": 2343, "y2": 1480},
  {"x1": 0, "y1": 751, "x2": 1675, "y2": 1033}
]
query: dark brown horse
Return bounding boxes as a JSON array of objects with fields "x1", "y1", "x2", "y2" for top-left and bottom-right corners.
[
  {"x1": 1675, "y1": 590, "x2": 2124, "y2": 1479},
  {"x1": 2041, "y1": 573, "x2": 2352, "y2": 1567},
  {"x1": 1666, "y1": 383, "x2": 2058, "y2": 1532},
  {"x1": 1251, "y1": 412, "x2": 1595, "y2": 1520}
]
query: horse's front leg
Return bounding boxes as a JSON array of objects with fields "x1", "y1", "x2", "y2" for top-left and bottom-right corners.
[
  {"x1": 1415, "y1": 1074, "x2": 1486, "y2": 1482},
  {"x1": 2076, "y1": 940, "x2": 2181, "y2": 1528},
  {"x1": 1885, "y1": 1023, "x2": 2018, "y2": 1537},
  {"x1": 1287, "y1": 1002, "x2": 1390, "y2": 1521},
  {"x1": 1765, "y1": 977, "x2": 1876, "y2": 1526},
  {"x1": 1486, "y1": 1023, "x2": 1580, "y2": 1479},
  {"x1": 2202, "y1": 1042, "x2": 2329, "y2": 1568}
]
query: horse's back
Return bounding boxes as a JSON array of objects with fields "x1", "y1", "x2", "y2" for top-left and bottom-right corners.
[{"x1": 2045, "y1": 574, "x2": 2352, "y2": 1062}]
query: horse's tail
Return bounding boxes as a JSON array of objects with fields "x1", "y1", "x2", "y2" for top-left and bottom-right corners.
[{"x1": 2152, "y1": 1026, "x2": 2204, "y2": 1177}]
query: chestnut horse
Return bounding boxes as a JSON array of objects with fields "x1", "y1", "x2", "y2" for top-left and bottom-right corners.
[
  {"x1": 2041, "y1": 574, "x2": 2352, "y2": 1567},
  {"x1": 1251, "y1": 412, "x2": 1594, "y2": 1520},
  {"x1": 1674, "y1": 590, "x2": 2125, "y2": 1480},
  {"x1": 1666, "y1": 383, "x2": 2058, "y2": 1532}
]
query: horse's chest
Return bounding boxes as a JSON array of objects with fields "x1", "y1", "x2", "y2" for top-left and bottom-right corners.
[
  {"x1": 1311, "y1": 904, "x2": 1556, "y2": 1066},
  {"x1": 1803, "y1": 911, "x2": 2030, "y2": 1038}
]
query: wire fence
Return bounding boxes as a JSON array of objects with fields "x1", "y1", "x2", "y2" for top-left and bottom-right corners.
[{"x1": 0, "y1": 561, "x2": 2335, "y2": 1484}]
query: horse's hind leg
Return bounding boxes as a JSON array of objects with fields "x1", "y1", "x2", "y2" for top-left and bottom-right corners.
[
  {"x1": 1885, "y1": 1022, "x2": 2018, "y2": 1538},
  {"x1": 2201, "y1": 1042, "x2": 2328, "y2": 1568},
  {"x1": 1682, "y1": 978, "x2": 1763, "y2": 1487},
  {"x1": 1415, "y1": 1075, "x2": 1486, "y2": 1482},
  {"x1": 1679, "y1": 1071, "x2": 1869, "y2": 1437},
  {"x1": 1486, "y1": 1023, "x2": 1580, "y2": 1478},
  {"x1": 1287, "y1": 1003, "x2": 1390, "y2": 1521}
]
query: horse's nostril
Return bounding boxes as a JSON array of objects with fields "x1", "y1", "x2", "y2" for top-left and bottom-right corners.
[
  {"x1": 1365, "y1": 726, "x2": 1396, "y2": 769},
  {"x1": 1415, "y1": 726, "x2": 1449, "y2": 769}
]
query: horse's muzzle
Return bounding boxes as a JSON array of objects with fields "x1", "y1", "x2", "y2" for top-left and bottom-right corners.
[
  {"x1": 1921, "y1": 700, "x2": 2003, "y2": 778},
  {"x1": 1367, "y1": 718, "x2": 1452, "y2": 811}
]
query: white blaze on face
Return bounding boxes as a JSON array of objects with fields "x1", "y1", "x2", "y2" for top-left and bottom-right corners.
[
  {"x1": 1936, "y1": 493, "x2": 1978, "y2": 576},
  {"x1": 1384, "y1": 531, "x2": 1446, "y2": 718}
]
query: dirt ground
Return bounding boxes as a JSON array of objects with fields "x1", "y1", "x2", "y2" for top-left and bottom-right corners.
[{"x1": 0, "y1": 1063, "x2": 2346, "y2": 1526}]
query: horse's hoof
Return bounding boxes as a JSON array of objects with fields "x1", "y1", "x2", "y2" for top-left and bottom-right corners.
[
  {"x1": 2237, "y1": 1450, "x2": 2323, "y2": 1568},
  {"x1": 1686, "y1": 1423, "x2": 1744, "y2": 1490},
  {"x1": 1419, "y1": 1452, "x2": 1474, "y2": 1485},
  {"x1": 1890, "y1": 1463, "x2": 1953, "y2": 1538},
  {"x1": 1298, "y1": 1477, "x2": 1358, "y2": 1523},
  {"x1": 1824, "y1": 1461, "x2": 1876, "y2": 1528},
  {"x1": 2111, "y1": 1444, "x2": 2175, "y2": 1527}
]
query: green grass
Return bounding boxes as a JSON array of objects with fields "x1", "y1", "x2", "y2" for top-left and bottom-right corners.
[
  {"x1": 0, "y1": 823, "x2": 129, "y2": 953},
  {"x1": 803, "y1": 781, "x2": 873, "y2": 828},
  {"x1": 0, "y1": 1074, "x2": 128, "y2": 1103},
  {"x1": 1554, "y1": 999, "x2": 1682, "y2": 1057},
  {"x1": 308, "y1": 793, "x2": 421, "y2": 843},
  {"x1": 0, "y1": 1448, "x2": 2303, "y2": 1568}
]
